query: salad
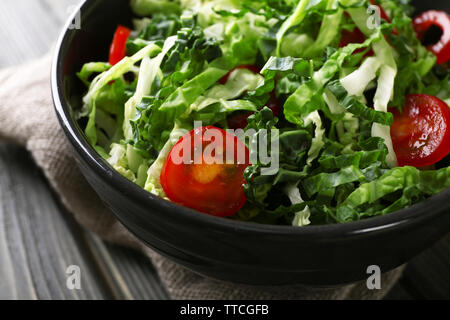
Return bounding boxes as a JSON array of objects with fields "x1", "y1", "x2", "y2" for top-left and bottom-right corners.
[{"x1": 77, "y1": 0, "x2": 450, "y2": 226}]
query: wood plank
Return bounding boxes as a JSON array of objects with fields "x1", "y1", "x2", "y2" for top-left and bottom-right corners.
[
  {"x1": 84, "y1": 235, "x2": 170, "y2": 300},
  {"x1": 0, "y1": 0, "x2": 170, "y2": 300},
  {"x1": 0, "y1": 144, "x2": 112, "y2": 299},
  {"x1": 0, "y1": 0, "x2": 113, "y2": 300},
  {"x1": 0, "y1": 142, "x2": 170, "y2": 299},
  {"x1": 0, "y1": 0, "x2": 76, "y2": 66}
]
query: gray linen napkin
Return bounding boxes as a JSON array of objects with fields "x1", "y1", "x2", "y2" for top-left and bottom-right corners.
[{"x1": 0, "y1": 53, "x2": 405, "y2": 300}]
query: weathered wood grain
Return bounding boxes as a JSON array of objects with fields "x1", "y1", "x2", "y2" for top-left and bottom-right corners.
[
  {"x1": 0, "y1": 142, "x2": 169, "y2": 299},
  {"x1": 85, "y1": 235, "x2": 169, "y2": 300},
  {"x1": 0, "y1": 0, "x2": 79, "y2": 67},
  {"x1": 0, "y1": 144, "x2": 111, "y2": 299},
  {"x1": 0, "y1": 0, "x2": 169, "y2": 300}
]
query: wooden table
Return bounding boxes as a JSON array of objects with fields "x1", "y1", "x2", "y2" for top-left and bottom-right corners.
[{"x1": 0, "y1": 0, "x2": 448, "y2": 300}]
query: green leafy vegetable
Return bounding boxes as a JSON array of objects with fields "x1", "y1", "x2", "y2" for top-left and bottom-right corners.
[{"x1": 77, "y1": 0, "x2": 450, "y2": 227}]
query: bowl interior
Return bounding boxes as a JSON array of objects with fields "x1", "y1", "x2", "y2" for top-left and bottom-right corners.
[{"x1": 55, "y1": 0, "x2": 450, "y2": 235}]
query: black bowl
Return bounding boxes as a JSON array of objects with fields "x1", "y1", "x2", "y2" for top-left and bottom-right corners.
[{"x1": 52, "y1": 0, "x2": 450, "y2": 286}]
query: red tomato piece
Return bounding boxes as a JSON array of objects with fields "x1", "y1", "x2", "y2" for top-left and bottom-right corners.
[
  {"x1": 109, "y1": 25, "x2": 131, "y2": 66},
  {"x1": 390, "y1": 94, "x2": 450, "y2": 167},
  {"x1": 413, "y1": 10, "x2": 450, "y2": 64},
  {"x1": 161, "y1": 126, "x2": 251, "y2": 217}
]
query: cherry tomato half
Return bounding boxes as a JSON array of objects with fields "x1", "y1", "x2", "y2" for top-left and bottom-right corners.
[
  {"x1": 161, "y1": 126, "x2": 251, "y2": 217},
  {"x1": 390, "y1": 94, "x2": 450, "y2": 167},
  {"x1": 413, "y1": 10, "x2": 450, "y2": 64},
  {"x1": 109, "y1": 25, "x2": 131, "y2": 66}
]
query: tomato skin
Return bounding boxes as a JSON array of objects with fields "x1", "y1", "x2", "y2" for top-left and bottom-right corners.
[
  {"x1": 413, "y1": 10, "x2": 450, "y2": 64},
  {"x1": 109, "y1": 25, "x2": 131, "y2": 66},
  {"x1": 390, "y1": 94, "x2": 450, "y2": 168},
  {"x1": 160, "y1": 126, "x2": 251, "y2": 217}
]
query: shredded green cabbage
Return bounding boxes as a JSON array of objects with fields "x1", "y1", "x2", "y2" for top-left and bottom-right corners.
[{"x1": 77, "y1": 0, "x2": 450, "y2": 226}]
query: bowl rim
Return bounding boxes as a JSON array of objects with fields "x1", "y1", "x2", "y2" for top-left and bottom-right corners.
[{"x1": 51, "y1": 0, "x2": 450, "y2": 238}]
